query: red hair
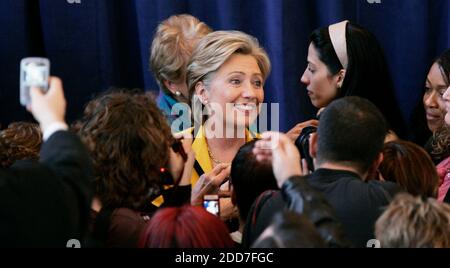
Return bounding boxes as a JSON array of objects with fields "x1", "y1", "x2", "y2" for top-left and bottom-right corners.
[{"x1": 139, "y1": 205, "x2": 234, "y2": 248}]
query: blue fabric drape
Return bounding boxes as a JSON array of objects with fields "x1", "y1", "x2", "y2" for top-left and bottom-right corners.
[{"x1": 1, "y1": 0, "x2": 449, "y2": 139}]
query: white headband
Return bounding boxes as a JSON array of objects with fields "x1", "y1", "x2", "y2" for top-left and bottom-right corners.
[{"x1": 328, "y1": 20, "x2": 349, "y2": 69}]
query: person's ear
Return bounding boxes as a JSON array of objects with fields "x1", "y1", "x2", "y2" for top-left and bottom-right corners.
[
  {"x1": 336, "y1": 69, "x2": 347, "y2": 89},
  {"x1": 309, "y1": 132, "x2": 318, "y2": 158},
  {"x1": 195, "y1": 81, "x2": 209, "y2": 105}
]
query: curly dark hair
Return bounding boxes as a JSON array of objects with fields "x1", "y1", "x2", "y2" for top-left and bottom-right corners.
[
  {"x1": 76, "y1": 90, "x2": 174, "y2": 210},
  {"x1": 430, "y1": 125, "x2": 450, "y2": 163},
  {"x1": 0, "y1": 122, "x2": 42, "y2": 168}
]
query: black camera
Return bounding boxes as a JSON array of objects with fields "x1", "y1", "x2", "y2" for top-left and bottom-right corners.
[{"x1": 294, "y1": 126, "x2": 317, "y2": 173}]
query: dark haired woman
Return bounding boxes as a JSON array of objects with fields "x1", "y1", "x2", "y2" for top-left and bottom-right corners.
[
  {"x1": 436, "y1": 57, "x2": 450, "y2": 203},
  {"x1": 379, "y1": 140, "x2": 440, "y2": 198},
  {"x1": 297, "y1": 20, "x2": 406, "y2": 138},
  {"x1": 412, "y1": 49, "x2": 450, "y2": 163},
  {"x1": 76, "y1": 91, "x2": 195, "y2": 247}
]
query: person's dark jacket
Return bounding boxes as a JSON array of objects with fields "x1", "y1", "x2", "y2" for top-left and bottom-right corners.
[
  {"x1": 306, "y1": 169, "x2": 401, "y2": 247},
  {"x1": 444, "y1": 188, "x2": 450, "y2": 204},
  {"x1": 281, "y1": 176, "x2": 350, "y2": 247},
  {"x1": 0, "y1": 131, "x2": 93, "y2": 247},
  {"x1": 243, "y1": 169, "x2": 401, "y2": 248},
  {"x1": 90, "y1": 185, "x2": 191, "y2": 248},
  {"x1": 243, "y1": 175, "x2": 350, "y2": 248}
]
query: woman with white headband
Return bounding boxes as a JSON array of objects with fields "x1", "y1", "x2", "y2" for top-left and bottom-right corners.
[{"x1": 298, "y1": 20, "x2": 406, "y2": 138}]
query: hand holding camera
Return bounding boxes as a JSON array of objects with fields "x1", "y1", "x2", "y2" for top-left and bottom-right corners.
[
  {"x1": 253, "y1": 132, "x2": 305, "y2": 188},
  {"x1": 29, "y1": 77, "x2": 67, "y2": 133},
  {"x1": 286, "y1": 119, "x2": 319, "y2": 142},
  {"x1": 191, "y1": 163, "x2": 230, "y2": 206},
  {"x1": 294, "y1": 125, "x2": 317, "y2": 172},
  {"x1": 20, "y1": 57, "x2": 67, "y2": 132}
]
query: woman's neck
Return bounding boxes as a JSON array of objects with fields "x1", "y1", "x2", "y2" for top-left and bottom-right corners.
[
  {"x1": 204, "y1": 123, "x2": 247, "y2": 165},
  {"x1": 207, "y1": 136, "x2": 245, "y2": 150}
]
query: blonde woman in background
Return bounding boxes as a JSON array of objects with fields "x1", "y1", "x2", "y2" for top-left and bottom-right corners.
[{"x1": 150, "y1": 14, "x2": 212, "y2": 130}]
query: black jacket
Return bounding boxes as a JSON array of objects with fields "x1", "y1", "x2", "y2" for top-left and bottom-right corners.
[
  {"x1": 243, "y1": 169, "x2": 401, "y2": 248},
  {"x1": 444, "y1": 189, "x2": 450, "y2": 204},
  {"x1": 306, "y1": 169, "x2": 401, "y2": 247},
  {"x1": 243, "y1": 174, "x2": 350, "y2": 248},
  {"x1": 0, "y1": 131, "x2": 93, "y2": 247}
]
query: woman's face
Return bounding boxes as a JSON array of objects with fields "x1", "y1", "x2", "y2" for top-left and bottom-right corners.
[
  {"x1": 203, "y1": 53, "x2": 264, "y2": 129},
  {"x1": 423, "y1": 63, "x2": 447, "y2": 132},
  {"x1": 301, "y1": 43, "x2": 340, "y2": 108},
  {"x1": 442, "y1": 85, "x2": 450, "y2": 125}
]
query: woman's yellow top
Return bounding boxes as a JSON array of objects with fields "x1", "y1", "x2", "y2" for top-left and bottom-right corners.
[{"x1": 152, "y1": 125, "x2": 259, "y2": 207}]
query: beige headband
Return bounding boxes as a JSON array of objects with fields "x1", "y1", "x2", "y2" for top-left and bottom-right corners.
[{"x1": 328, "y1": 20, "x2": 349, "y2": 69}]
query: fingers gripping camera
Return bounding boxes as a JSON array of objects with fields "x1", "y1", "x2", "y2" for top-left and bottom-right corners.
[{"x1": 294, "y1": 126, "x2": 317, "y2": 172}]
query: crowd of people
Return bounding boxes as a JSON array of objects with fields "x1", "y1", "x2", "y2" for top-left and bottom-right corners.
[{"x1": 1, "y1": 14, "x2": 450, "y2": 248}]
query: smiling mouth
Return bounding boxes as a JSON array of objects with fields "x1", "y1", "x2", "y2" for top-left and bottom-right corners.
[
  {"x1": 426, "y1": 109, "x2": 443, "y2": 118},
  {"x1": 427, "y1": 115, "x2": 440, "y2": 121},
  {"x1": 234, "y1": 103, "x2": 257, "y2": 112}
]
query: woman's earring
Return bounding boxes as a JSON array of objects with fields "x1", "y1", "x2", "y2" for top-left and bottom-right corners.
[{"x1": 175, "y1": 91, "x2": 182, "y2": 96}]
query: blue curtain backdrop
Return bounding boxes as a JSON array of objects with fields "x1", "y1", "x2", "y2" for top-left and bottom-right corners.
[{"x1": 0, "y1": 0, "x2": 449, "y2": 139}]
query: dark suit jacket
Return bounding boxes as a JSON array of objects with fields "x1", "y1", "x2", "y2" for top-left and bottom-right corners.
[
  {"x1": 243, "y1": 169, "x2": 401, "y2": 248},
  {"x1": 0, "y1": 131, "x2": 93, "y2": 247},
  {"x1": 305, "y1": 169, "x2": 401, "y2": 247}
]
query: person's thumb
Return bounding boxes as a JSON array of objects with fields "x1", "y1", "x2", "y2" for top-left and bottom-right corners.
[
  {"x1": 214, "y1": 166, "x2": 231, "y2": 184},
  {"x1": 210, "y1": 163, "x2": 229, "y2": 176},
  {"x1": 47, "y1": 77, "x2": 64, "y2": 97},
  {"x1": 28, "y1": 87, "x2": 44, "y2": 113}
]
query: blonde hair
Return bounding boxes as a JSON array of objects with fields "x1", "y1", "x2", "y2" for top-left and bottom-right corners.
[
  {"x1": 375, "y1": 193, "x2": 450, "y2": 248},
  {"x1": 186, "y1": 30, "x2": 271, "y2": 125},
  {"x1": 150, "y1": 14, "x2": 212, "y2": 93}
]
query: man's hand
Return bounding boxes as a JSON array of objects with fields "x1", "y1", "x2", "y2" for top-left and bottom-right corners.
[
  {"x1": 286, "y1": 119, "x2": 319, "y2": 142},
  {"x1": 28, "y1": 77, "x2": 66, "y2": 132},
  {"x1": 253, "y1": 132, "x2": 303, "y2": 188},
  {"x1": 191, "y1": 163, "x2": 230, "y2": 206},
  {"x1": 219, "y1": 197, "x2": 239, "y2": 222}
]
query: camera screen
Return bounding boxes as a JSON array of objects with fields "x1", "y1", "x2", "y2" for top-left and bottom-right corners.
[
  {"x1": 203, "y1": 200, "x2": 219, "y2": 216},
  {"x1": 24, "y1": 62, "x2": 48, "y2": 85}
]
